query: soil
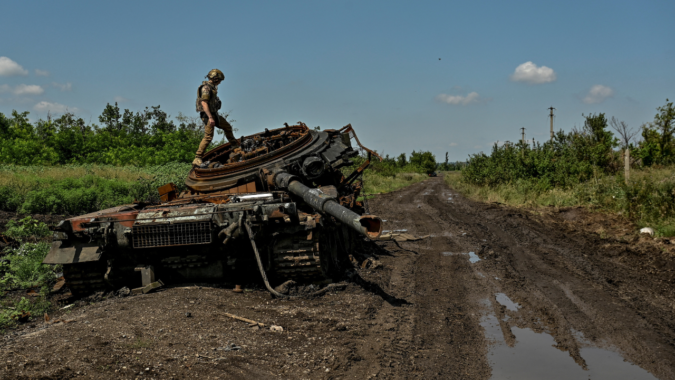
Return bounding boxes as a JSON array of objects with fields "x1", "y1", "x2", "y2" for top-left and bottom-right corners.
[{"x1": 1, "y1": 177, "x2": 674, "y2": 379}]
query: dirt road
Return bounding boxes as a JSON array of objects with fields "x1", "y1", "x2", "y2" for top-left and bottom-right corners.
[{"x1": 2, "y1": 177, "x2": 674, "y2": 379}]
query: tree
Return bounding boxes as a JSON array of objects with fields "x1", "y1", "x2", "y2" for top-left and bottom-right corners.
[
  {"x1": 396, "y1": 153, "x2": 407, "y2": 167},
  {"x1": 99, "y1": 102, "x2": 122, "y2": 131},
  {"x1": 609, "y1": 116, "x2": 638, "y2": 150},
  {"x1": 637, "y1": 99, "x2": 675, "y2": 166},
  {"x1": 409, "y1": 150, "x2": 437, "y2": 174}
]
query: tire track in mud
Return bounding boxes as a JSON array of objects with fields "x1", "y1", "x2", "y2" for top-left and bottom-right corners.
[
  {"x1": 353, "y1": 177, "x2": 674, "y2": 380},
  {"x1": 2, "y1": 177, "x2": 673, "y2": 379},
  {"x1": 346, "y1": 180, "x2": 491, "y2": 379}
]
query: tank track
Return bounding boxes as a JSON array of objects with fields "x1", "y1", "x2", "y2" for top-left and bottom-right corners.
[
  {"x1": 271, "y1": 231, "x2": 325, "y2": 282},
  {"x1": 62, "y1": 261, "x2": 108, "y2": 296}
]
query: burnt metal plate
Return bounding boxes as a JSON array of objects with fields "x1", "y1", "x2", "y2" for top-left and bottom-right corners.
[{"x1": 43, "y1": 241, "x2": 102, "y2": 264}]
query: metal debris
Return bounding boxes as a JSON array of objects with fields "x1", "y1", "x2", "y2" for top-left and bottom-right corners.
[
  {"x1": 377, "y1": 232, "x2": 430, "y2": 242},
  {"x1": 117, "y1": 286, "x2": 131, "y2": 297},
  {"x1": 52, "y1": 277, "x2": 66, "y2": 291},
  {"x1": 217, "y1": 343, "x2": 242, "y2": 351},
  {"x1": 274, "y1": 280, "x2": 296, "y2": 294},
  {"x1": 131, "y1": 279, "x2": 164, "y2": 295}
]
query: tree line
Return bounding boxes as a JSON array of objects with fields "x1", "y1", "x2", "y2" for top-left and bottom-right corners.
[
  {"x1": 0, "y1": 103, "x2": 228, "y2": 166},
  {"x1": 462, "y1": 99, "x2": 675, "y2": 189}
]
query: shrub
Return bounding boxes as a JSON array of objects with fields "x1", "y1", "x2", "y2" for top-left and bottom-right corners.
[
  {"x1": 4, "y1": 217, "x2": 51, "y2": 242},
  {"x1": 0, "y1": 242, "x2": 55, "y2": 290}
]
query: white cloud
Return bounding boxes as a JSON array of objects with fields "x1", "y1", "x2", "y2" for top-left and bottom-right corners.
[
  {"x1": 35, "y1": 69, "x2": 49, "y2": 76},
  {"x1": 114, "y1": 96, "x2": 129, "y2": 103},
  {"x1": 33, "y1": 101, "x2": 78, "y2": 114},
  {"x1": 0, "y1": 57, "x2": 29, "y2": 76},
  {"x1": 0, "y1": 84, "x2": 45, "y2": 95},
  {"x1": 13, "y1": 84, "x2": 44, "y2": 95},
  {"x1": 52, "y1": 82, "x2": 72, "y2": 91},
  {"x1": 449, "y1": 142, "x2": 459, "y2": 147},
  {"x1": 510, "y1": 61, "x2": 556, "y2": 84},
  {"x1": 436, "y1": 91, "x2": 481, "y2": 106},
  {"x1": 583, "y1": 85, "x2": 614, "y2": 104}
]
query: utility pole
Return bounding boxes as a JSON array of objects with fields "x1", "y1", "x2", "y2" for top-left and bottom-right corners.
[{"x1": 548, "y1": 106, "x2": 556, "y2": 141}]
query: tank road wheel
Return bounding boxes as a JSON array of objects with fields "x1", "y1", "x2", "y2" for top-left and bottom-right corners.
[
  {"x1": 271, "y1": 230, "x2": 325, "y2": 283},
  {"x1": 319, "y1": 226, "x2": 355, "y2": 280},
  {"x1": 62, "y1": 261, "x2": 109, "y2": 297}
]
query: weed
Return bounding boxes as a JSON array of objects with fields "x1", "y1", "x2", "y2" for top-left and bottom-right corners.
[
  {"x1": 0, "y1": 296, "x2": 51, "y2": 331},
  {"x1": 4, "y1": 216, "x2": 51, "y2": 242}
]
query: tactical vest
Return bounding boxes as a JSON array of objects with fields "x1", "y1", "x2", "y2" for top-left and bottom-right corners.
[{"x1": 195, "y1": 81, "x2": 222, "y2": 113}]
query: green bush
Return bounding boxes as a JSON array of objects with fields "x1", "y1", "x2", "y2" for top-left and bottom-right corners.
[
  {"x1": 0, "y1": 295, "x2": 52, "y2": 332},
  {"x1": 0, "y1": 242, "x2": 55, "y2": 290},
  {"x1": 4, "y1": 216, "x2": 51, "y2": 242},
  {"x1": 462, "y1": 113, "x2": 618, "y2": 189},
  {"x1": 0, "y1": 104, "x2": 229, "y2": 166}
]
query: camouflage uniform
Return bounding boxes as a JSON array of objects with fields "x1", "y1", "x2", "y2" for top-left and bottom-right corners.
[{"x1": 195, "y1": 81, "x2": 237, "y2": 158}]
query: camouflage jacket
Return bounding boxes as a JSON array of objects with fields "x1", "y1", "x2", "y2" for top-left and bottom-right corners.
[{"x1": 195, "y1": 81, "x2": 222, "y2": 114}]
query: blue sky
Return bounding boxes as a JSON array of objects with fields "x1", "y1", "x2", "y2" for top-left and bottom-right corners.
[{"x1": 1, "y1": 0, "x2": 673, "y2": 161}]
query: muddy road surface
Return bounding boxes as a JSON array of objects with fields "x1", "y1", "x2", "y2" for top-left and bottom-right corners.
[{"x1": 2, "y1": 177, "x2": 674, "y2": 379}]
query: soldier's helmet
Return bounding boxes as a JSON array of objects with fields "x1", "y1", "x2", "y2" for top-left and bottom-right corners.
[{"x1": 206, "y1": 69, "x2": 225, "y2": 81}]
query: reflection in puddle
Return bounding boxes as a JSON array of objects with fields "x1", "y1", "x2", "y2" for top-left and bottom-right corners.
[
  {"x1": 441, "y1": 251, "x2": 481, "y2": 263},
  {"x1": 382, "y1": 229, "x2": 408, "y2": 233},
  {"x1": 481, "y1": 299, "x2": 657, "y2": 380},
  {"x1": 495, "y1": 293, "x2": 520, "y2": 311}
]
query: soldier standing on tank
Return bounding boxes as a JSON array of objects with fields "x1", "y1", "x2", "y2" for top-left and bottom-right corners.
[{"x1": 193, "y1": 69, "x2": 239, "y2": 166}]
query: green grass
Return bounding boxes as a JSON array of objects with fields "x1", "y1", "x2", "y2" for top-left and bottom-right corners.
[
  {"x1": 446, "y1": 166, "x2": 675, "y2": 237},
  {"x1": 362, "y1": 172, "x2": 429, "y2": 196},
  {"x1": 0, "y1": 163, "x2": 192, "y2": 215}
]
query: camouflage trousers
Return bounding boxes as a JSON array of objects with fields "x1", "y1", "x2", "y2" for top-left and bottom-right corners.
[{"x1": 196, "y1": 113, "x2": 237, "y2": 157}]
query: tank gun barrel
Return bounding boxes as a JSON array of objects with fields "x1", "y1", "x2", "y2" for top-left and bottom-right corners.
[{"x1": 274, "y1": 172, "x2": 382, "y2": 239}]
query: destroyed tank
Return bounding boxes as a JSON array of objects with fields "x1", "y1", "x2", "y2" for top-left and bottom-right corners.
[{"x1": 43, "y1": 123, "x2": 382, "y2": 296}]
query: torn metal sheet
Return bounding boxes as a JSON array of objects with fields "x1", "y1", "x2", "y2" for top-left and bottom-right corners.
[{"x1": 43, "y1": 241, "x2": 102, "y2": 264}]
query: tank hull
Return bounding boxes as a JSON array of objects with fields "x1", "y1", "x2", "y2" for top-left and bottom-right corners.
[{"x1": 44, "y1": 123, "x2": 381, "y2": 295}]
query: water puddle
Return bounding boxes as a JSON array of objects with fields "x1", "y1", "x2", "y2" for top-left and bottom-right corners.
[
  {"x1": 495, "y1": 293, "x2": 520, "y2": 311},
  {"x1": 481, "y1": 299, "x2": 657, "y2": 380},
  {"x1": 382, "y1": 229, "x2": 407, "y2": 233},
  {"x1": 441, "y1": 251, "x2": 481, "y2": 263}
]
